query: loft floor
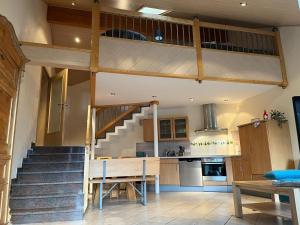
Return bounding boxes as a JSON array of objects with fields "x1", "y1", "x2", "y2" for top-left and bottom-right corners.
[{"x1": 18, "y1": 192, "x2": 292, "y2": 225}]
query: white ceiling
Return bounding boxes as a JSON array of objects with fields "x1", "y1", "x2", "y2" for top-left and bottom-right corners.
[
  {"x1": 95, "y1": 72, "x2": 274, "y2": 107},
  {"x1": 45, "y1": 0, "x2": 300, "y2": 27}
]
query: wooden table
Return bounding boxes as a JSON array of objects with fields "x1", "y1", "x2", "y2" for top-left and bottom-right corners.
[{"x1": 233, "y1": 180, "x2": 300, "y2": 225}]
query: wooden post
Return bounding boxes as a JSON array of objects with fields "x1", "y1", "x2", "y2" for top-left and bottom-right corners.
[
  {"x1": 192, "y1": 18, "x2": 204, "y2": 81},
  {"x1": 90, "y1": 2, "x2": 100, "y2": 72},
  {"x1": 275, "y1": 30, "x2": 288, "y2": 88},
  {"x1": 90, "y1": 72, "x2": 96, "y2": 106}
]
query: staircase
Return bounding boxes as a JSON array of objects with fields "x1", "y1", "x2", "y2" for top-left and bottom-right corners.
[
  {"x1": 96, "y1": 104, "x2": 151, "y2": 148},
  {"x1": 9, "y1": 146, "x2": 85, "y2": 224}
]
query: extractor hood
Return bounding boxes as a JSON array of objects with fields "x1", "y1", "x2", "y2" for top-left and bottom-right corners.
[{"x1": 195, "y1": 103, "x2": 228, "y2": 133}]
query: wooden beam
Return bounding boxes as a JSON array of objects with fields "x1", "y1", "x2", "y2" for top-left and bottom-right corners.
[
  {"x1": 203, "y1": 76, "x2": 282, "y2": 86},
  {"x1": 193, "y1": 18, "x2": 204, "y2": 81},
  {"x1": 90, "y1": 2, "x2": 100, "y2": 72},
  {"x1": 90, "y1": 72, "x2": 96, "y2": 106},
  {"x1": 275, "y1": 31, "x2": 288, "y2": 88}
]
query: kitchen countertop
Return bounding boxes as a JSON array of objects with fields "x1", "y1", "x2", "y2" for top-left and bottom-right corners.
[{"x1": 160, "y1": 155, "x2": 240, "y2": 159}]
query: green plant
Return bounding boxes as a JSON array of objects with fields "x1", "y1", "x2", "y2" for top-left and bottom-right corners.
[{"x1": 270, "y1": 110, "x2": 287, "y2": 127}]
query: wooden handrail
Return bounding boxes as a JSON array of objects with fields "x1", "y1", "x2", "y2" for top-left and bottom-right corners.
[
  {"x1": 95, "y1": 105, "x2": 140, "y2": 138},
  {"x1": 93, "y1": 101, "x2": 155, "y2": 109}
]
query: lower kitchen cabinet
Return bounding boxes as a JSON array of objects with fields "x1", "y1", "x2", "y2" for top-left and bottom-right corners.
[{"x1": 160, "y1": 159, "x2": 180, "y2": 185}]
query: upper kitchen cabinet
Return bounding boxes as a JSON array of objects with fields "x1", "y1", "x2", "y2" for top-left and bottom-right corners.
[
  {"x1": 173, "y1": 117, "x2": 189, "y2": 140},
  {"x1": 143, "y1": 117, "x2": 189, "y2": 142},
  {"x1": 159, "y1": 119, "x2": 173, "y2": 141}
]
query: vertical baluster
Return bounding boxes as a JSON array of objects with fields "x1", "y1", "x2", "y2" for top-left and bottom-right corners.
[
  {"x1": 176, "y1": 23, "x2": 179, "y2": 45},
  {"x1": 112, "y1": 14, "x2": 115, "y2": 37},
  {"x1": 213, "y1": 28, "x2": 217, "y2": 49},
  {"x1": 208, "y1": 28, "x2": 212, "y2": 49},
  {"x1": 262, "y1": 35, "x2": 266, "y2": 55},
  {"x1": 119, "y1": 15, "x2": 121, "y2": 39},
  {"x1": 255, "y1": 33, "x2": 259, "y2": 54},
  {"x1": 132, "y1": 17, "x2": 135, "y2": 40},
  {"x1": 251, "y1": 33, "x2": 255, "y2": 53},
  {"x1": 104, "y1": 13, "x2": 108, "y2": 36},
  {"x1": 202, "y1": 28, "x2": 206, "y2": 48},
  {"x1": 188, "y1": 25, "x2": 191, "y2": 46},
  {"x1": 125, "y1": 16, "x2": 128, "y2": 37},
  {"x1": 182, "y1": 24, "x2": 185, "y2": 46},
  {"x1": 145, "y1": 19, "x2": 148, "y2": 40},
  {"x1": 164, "y1": 21, "x2": 167, "y2": 44},
  {"x1": 170, "y1": 23, "x2": 173, "y2": 44},
  {"x1": 139, "y1": 17, "x2": 142, "y2": 40},
  {"x1": 157, "y1": 20, "x2": 161, "y2": 42},
  {"x1": 152, "y1": 19, "x2": 154, "y2": 41}
]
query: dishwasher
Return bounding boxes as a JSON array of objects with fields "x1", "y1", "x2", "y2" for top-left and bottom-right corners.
[{"x1": 179, "y1": 159, "x2": 203, "y2": 186}]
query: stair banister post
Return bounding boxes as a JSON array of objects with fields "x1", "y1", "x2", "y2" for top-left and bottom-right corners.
[
  {"x1": 151, "y1": 101, "x2": 160, "y2": 194},
  {"x1": 91, "y1": 107, "x2": 96, "y2": 160}
]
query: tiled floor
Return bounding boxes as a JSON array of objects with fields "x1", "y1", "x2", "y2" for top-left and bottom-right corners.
[{"x1": 19, "y1": 192, "x2": 292, "y2": 225}]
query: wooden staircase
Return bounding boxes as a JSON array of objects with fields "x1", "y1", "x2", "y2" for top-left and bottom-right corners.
[{"x1": 94, "y1": 102, "x2": 152, "y2": 145}]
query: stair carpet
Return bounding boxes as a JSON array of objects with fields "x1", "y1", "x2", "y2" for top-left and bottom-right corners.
[{"x1": 10, "y1": 146, "x2": 85, "y2": 224}]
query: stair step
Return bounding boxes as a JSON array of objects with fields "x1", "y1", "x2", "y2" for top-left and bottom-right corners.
[
  {"x1": 10, "y1": 193, "x2": 83, "y2": 210},
  {"x1": 14, "y1": 171, "x2": 83, "y2": 184},
  {"x1": 11, "y1": 182, "x2": 83, "y2": 196},
  {"x1": 25, "y1": 153, "x2": 85, "y2": 162},
  {"x1": 21, "y1": 162, "x2": 84, "y2": 172},
  {"x1": 33, "y1": 146, "x2": 85, "y2": 154},
  {"x1": 11, "y1": 207, "x2": 83, "y2": 224}
]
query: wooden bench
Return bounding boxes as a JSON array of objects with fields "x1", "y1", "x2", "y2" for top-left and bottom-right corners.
[
  {"x1": 89, "y1": 157, "x2": 160, "y2": 209},
  {"x1": 233, "y1": 180, "x2": 300, "y2": 225}
]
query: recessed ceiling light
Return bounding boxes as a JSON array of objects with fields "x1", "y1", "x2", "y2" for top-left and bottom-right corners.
[
  {"x1": 74, "y1": 37, "x2": 80, "y2": 43},
  {"x1": 240, "y1": 2, "x2": 247, "y2": 7},
  {"x1": 71, "y1": 2, "x2": 75, "y2": 6},
  {"x1": 109, "y1": 92, "x2": 116, "y2": 96},
  {"x1": 189, "y1": 98, "x2": 194, "y2": 102},
  {"x1": 138, "y1": 6, "x2": 168, "y2": 15}
]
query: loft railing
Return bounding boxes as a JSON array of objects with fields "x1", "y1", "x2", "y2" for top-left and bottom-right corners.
[{"x1": 100, "y1": 12, "x2": 194, "y2": 47}]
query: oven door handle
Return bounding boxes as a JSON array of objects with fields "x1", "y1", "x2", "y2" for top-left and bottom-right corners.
[{"x1": 202, "y1": 162, "x2": 224, "y2": 165}]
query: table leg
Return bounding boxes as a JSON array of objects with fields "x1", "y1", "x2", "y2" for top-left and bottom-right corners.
[
  {"x1": 290, "y1": 189, "x2": 300, "y2": 225},
  {"x1": 99, "y1": 183, "x2": 103, "y2": 210},
  {"x1": 233, "y1": 183, "x2": 243, "y2": 218}
]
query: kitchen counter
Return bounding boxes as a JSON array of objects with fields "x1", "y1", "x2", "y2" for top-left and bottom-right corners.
[{"x1": 160, "y1": 155, "x2": 240, "y2": 159}]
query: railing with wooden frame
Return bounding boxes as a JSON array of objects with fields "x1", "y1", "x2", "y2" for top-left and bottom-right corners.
[
  {"x1": 90, "y1": 4, "x2": 287, "y2": 88},
  {"x1": 94, "y1": 102, "x2": 152, "y2": 139}
]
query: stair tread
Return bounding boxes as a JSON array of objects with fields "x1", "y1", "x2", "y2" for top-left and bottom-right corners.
[
  {"x1": 12, "y1": 181, "x2": 83, "y2": 186},
  {"x1": 10, "y1": 193, "x2": 83, "y2": 199},
  {"x1": 29, "y1": 153, "x2": 85, "y2": 155},
  {"x1": 11, "y1": 206, "x2": 83, "y2": 215},
  {"x1": 18, "y1": 170, "x2": 83, "y2": 174},
  {"x1": 23, "y1": 161, "x2": 84, "y2": 164}
]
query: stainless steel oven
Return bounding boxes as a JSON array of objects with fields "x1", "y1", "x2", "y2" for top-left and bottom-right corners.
[{"x1": 201, "y1": 158, "x2": 227, "y2": 182}]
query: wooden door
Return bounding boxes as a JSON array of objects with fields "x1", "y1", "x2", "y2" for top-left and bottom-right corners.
[
  {"x1": 248, "y1": 122, "x2": 272, "y2": 175},
  {"x1": 45, "y1": 69, "x2": 68, "y2": 146},
  {"x1": 173, "y1": 117, "x2": 189, "y2": 140},
  {"x1": 0, "y1": 15, "x2": 26, "y2": 224}
]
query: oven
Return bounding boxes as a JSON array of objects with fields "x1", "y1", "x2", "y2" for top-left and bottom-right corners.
[{"x1": 201, "y1": 158, "x2": 227, "y2": 182}]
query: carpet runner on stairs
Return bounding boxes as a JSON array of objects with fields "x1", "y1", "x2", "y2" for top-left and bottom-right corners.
[{"x1": 9, "y1": 146, "x2": 85, "y2": 224}]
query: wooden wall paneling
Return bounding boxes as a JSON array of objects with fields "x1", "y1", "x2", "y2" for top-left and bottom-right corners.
[
  {"x1": 90, "y1": 2, "x2": 100, "y2": 72},
  {"x1": 193, "y1": 18, "x2": 204, "y2": 81},
  {"x1": 248, "y1": 123, "x2": 272, "y2": 175},
  {"x1": 0, "y1": 15, "x2": 26, "y2": 224},
  {"x1": 275, "y1": 31, "x2": 288, "y2": 88},
  {"x1": 266, "y1": 120, "x2": 295, "y2": 169},
  {"x1": 143, "y1": 119, "x2": 154, "y2": 142}
]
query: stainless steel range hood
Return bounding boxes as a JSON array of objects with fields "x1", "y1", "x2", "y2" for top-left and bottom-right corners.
[{"x1": 195, "y1": 103, "x2": 228, "y2": 133}]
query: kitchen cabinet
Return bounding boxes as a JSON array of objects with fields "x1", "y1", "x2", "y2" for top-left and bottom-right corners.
[
  {"x1": 159, "y1": 119, "x2": 173, "y2": 140},
  {"x1": 231, "y1": 120, "x2": 294, "y2": 181},
  {"x1": 143, "y1": 119, "x2": 154, "y2": 142},
  {"x1": 173, "y1": 117, "x2": 189, "y2": 140},
  {"x1": 160, "y1": 159, "x2": 180, "y2": 185},
  {"x1": 143, "y1": 117, "x2": 189, "y2": 142}
]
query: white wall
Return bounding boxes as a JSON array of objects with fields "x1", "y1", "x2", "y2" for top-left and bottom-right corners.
[
  {"x1": 236, "y1": 26, "x2": 300, "y2": 165},
  {"x1": 0, "y1": 0, "x2": 52, "y2": 178},
  {"x1": 64, "y1": 81, "x2": 90, "y2": 146}
]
